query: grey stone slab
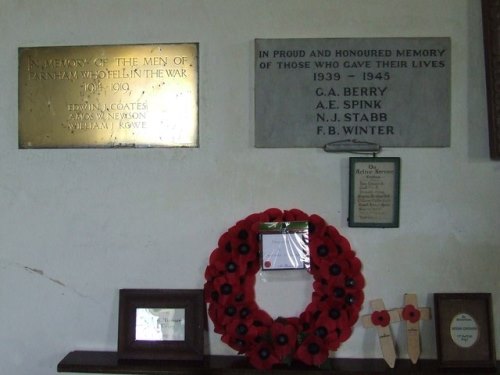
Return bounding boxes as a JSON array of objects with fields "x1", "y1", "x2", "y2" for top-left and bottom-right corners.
[{"x1": 255, "y1": 38, "x2": 450, "y2": 148}]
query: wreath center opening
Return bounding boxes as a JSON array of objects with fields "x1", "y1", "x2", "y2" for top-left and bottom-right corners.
[{"x1": 254, "y1": 276, "x2": 314, "y2": 319}]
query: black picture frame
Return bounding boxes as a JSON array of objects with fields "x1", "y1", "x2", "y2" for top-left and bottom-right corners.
[
  {"x1": 434, "y1": 293, "x2": 496, "y2": 369},
  {"x1": 118, "y1": 289, "x2": 205, "y2": 361},
  {"x1": 348, "y1": 157, "x2": 400, "y2": 228}
]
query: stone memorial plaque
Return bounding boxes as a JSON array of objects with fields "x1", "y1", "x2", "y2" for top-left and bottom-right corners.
[
  {"x1": 255, "y1": 38, "x2": 450, "y2": 148},
  {"x1": 19, "y1": 43, "x2": 198, "y2": 148}
]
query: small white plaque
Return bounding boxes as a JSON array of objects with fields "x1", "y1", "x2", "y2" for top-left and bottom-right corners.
[
  {"x1": 261, "y1": 232, "x2": 308, "y2": 270},
  {"x1": 450, "y1": 313, "x2": 479, "y2": 348},
  {"x1": 135, "y1": 308, "x2": 185, "y2": 341}
]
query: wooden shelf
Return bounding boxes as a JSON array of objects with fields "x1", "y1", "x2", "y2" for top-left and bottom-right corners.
[{"x1": 58, "y1": 351, "x2": 499, "y2": 375}]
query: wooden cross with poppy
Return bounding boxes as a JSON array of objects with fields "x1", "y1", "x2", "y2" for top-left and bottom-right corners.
[
  {"x1": 395, "y1": 293, "x2": 431, "y2": 364},
  {"x1": 361, "y1": 299, "x2": 400, "y2": 368}
]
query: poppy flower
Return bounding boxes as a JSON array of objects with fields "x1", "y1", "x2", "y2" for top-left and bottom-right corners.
[
  {"x1": 222, "y1": 317, "x2": 263, "y2": 353},
  {"x1": 244, "y1": 211, "x2": 266, "y2": 224},
  {"x1": 313, "y1": 278, "x2": 363, "y2": 316},
  {"x1": 334, "y1": 235, "x2": 355, "y2": 258},
  {"x1": 324, "y1": 224, "x2": 340, "y2": 238},
  {"x1": 371, "y1": 310, "x2": 391, "y2": 327},
  {"x1": 235, "y1": 301, "x2": 259, "y2": 320},
  {"x1": 232, "y1": 277, "x2": 256, "y2": 306},
  {"x1": 228, "y1": 219, "x2": 254, "y2": 241},
  {"x1": 313, "y1": 313, "x2": 338, "y2": 341},
  {"x1": 295, "y1": 335, "x2": 329, "y2": 366},
  {"x1": 323, "y1": 226, "x2": 354, "y2": 255},
  {"x1": 316, "y1": 294, "x2": 356, "y2": 342},
  {"x1": 211, "y1": 275, "x2": 235, "y2": 305},
  {"x1": 245, "y1": 257, "x2": 261, "y2": 276},
  {"x1": 336, "y1": 324, "x2": 353, "y2": 344},
  {"x1": 295, "y1": 308, "x2": 317, "y2": 337},
  {"x1": 207, "y1": 303, "x2": 225, "y2": 334},
  {"x1": 310, "y1": 234, "x2": 349, "y2": 271},
  {"x1": 204, "y1": 263, "x2": 219, "y2": 283},
  {"x1": 229, "y1": 239, "x2": 259, "y2": 265},
  {"x1": 344, "y1": 289, "x2": 365, "y2": 313},
  {"x1": 221, "y1": 332, "x2": 251, "y2": 354},
  {"x1": 247, "y1": 342, "x2": 280, "y2": 370},
  {"x1": 250, "y1": 308, "x2": 274, "y2": 328},
  {"x1": 283, "y1": 316, "x2": 300, "y2": 328},
  {"x1": 211, "y1": 274, "x2": 255, "y2": 306},
  {"x1": 220, "y1": 306, "x2": 270, "y2": 342},
  {"x1": 316, "y1": 258, "x2": 351, "y2": 284},
  {"x1": 203, "y1": 278, "x2": 220, "y2": 305},
  {"x1": 344, "y1": 254, "x2": 362, "y2": 271},
  {"x1": 207, "y1": 248, "x2": 248, "y2": 280},
  {"x1": 315, "y1": 299, "x2": 349, "y2": 323},
  {"x1": 308, "y1": 214, "x2": 327, "y2": 236},
  {"x1": 270, "y1": 320, "x2": 298, "y2": 360},
  {"x1": 316, "y1": 286, "x2": 352, "y2": 317},
  {"x1": 344, "y1": 269, "x2": 365, "y2": 291},
  {"x1": 283, "y1": 208, "x2": 309, "y2": 221},
  {"x1": 301, "y1": 302, "x2": 322, "y2": 323},
  {"x1": 319, "y1": 307, "x2": 353, "y2": 345},
  {"x1": 262, "y1": 207, "x2": 284, "y2": 222},
  {"x1": 208, "y1": 302, "x2": 256, "y2": 331},
  {"x1": 308, "y1": 238, "x2": 334, "y2": 273},
  {"x1": 402, "y1": 304, "x2": 421, "y2": 323},
  {"x1": 228, "y1": 219, "x2": 259, "y2": 249}
]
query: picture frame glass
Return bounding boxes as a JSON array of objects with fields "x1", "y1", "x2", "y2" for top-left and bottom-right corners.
[
  {"x1": 118, "y1": 289, "x2": 204, "y2": 361},
  {"x1": 135, "y1": 307, "x2": 186, "y2": 341},
  {"x1": 348, "y1": 157, "x2": 401, "y2": 228},
  {"x1": 449, "y1": 312, "x2": 479, "y2": 349}
]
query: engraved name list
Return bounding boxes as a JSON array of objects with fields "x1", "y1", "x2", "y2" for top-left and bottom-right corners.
[
  {"x1": 255, "y1": 38, "x2": 450, "y2": 148},
  {"x1": 19, "y1": 44, "x2": 198, "y2": 148}
]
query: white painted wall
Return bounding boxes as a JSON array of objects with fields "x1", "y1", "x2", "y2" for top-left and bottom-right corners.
[{"x1": 0, "y1": 1, "x2": 498, "y2": 374}]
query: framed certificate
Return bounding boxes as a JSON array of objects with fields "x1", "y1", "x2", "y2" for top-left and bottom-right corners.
[
  {"x1": 348, "y1": 157, "x2": 401, "y2": 228},
  {"x1": 118, "y1": 289, "x2": 204, "y2": 361},
  {"x1": 434, "y1": 293, "x2": 496, "y2": 369}
]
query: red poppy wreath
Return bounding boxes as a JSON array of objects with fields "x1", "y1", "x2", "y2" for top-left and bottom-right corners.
[{"x1": 204, "y1": 208, "x2": 365, "y2": 370}]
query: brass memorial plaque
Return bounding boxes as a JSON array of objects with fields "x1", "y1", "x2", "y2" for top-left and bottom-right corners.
[{"x1": 19, "y1": 44, "x2": 198, "y2": 148}]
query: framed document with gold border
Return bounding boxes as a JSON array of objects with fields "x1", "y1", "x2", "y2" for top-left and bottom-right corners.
[{"x1": 434, "y1": 293, "x2": 496, "y2": 369}]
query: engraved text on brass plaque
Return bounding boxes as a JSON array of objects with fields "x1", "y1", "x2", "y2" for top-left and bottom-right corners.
[{"x1": 19, "y1": 44, "x2": 198, "y2": 148}]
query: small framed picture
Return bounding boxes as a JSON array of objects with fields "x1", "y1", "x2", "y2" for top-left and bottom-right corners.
[
  {"x1": 118, "y1": 289, "x2": 205, "y2": 361},
  {"x1": 434, "y1": 293, "x2": 496, "y2": 368},
  {"x1": 348, "y1": 157, "x2": 400, "y2": 228}
]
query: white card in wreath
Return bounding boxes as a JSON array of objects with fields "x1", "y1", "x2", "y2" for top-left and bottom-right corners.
[{"x1": 261, "y1": 232, "x2": 308, "y2": 270}]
